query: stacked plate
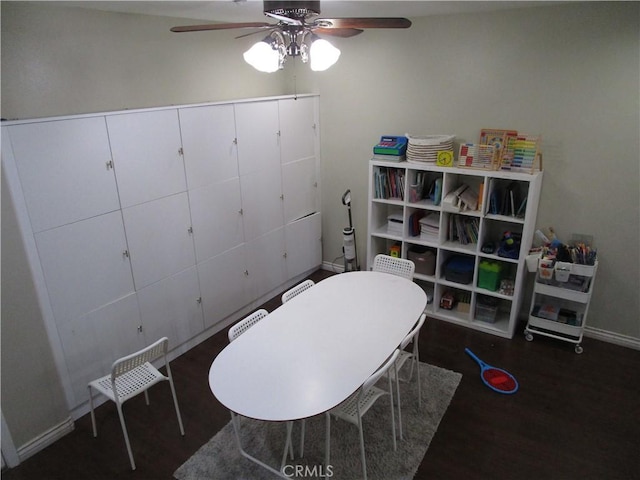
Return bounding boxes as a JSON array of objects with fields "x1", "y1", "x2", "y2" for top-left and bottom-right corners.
[{"x1": 405, "y1": 134, "x2": 455, "y2": 164}]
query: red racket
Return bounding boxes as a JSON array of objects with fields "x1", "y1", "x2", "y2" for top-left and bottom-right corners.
[{"x1": 465, "y1": 348, "x2": 519, "y2": 394}]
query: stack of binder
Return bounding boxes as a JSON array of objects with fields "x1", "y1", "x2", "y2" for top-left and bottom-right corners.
[
  {"x1": 387, "y1": 213, "x2": 404, "y2": 236},
  {"x1": 419, "y1": 212, "x2": 440, "y2": 240}
]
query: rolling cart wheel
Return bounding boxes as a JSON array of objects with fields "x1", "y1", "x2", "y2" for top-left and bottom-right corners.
[
  {"x1": 575, "y1": 344, "x2": 583, "y2": 354},
  {"x1": 525, "y1": 331, "x2": 533, "y2": 342}
]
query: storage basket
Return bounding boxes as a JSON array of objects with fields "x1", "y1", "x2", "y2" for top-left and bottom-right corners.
[
  {"x1": 476, "y1": 297, "x2": 499, "y2": 323},
  {"x1": 408, "y1": 247, "x2": 436, "y2": 276},
  {"x1": 444, "y1": 255, "x2": 474, "y2": 284}
]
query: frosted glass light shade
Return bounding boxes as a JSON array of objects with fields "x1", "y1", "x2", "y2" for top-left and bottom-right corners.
[
  {"x1": 243, "y1": 41, "x2": 280, "y2": 73},
  {"x1": 309, "y1": 38, "x2": 340, "y2": 71}
]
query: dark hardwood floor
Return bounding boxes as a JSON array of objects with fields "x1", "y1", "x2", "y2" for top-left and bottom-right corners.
[{"x1": 3, "y1": 269, "x2": 639, "y2": 480}]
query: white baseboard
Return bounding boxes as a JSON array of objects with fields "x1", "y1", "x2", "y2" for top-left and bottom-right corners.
[
  {"x1": 17, "y1": 417, "x2": 75, "y2": 463},
  {"x1": 321, "y1": 261, "x2": 349, "y2": 273},
  {"x1": 584, "y1": 326, "x2": 640, "y2": 350}
]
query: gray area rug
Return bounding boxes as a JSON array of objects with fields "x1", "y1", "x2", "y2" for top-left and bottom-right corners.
[{"x1": 174, "y1": 362, "x2": 462, "y2": 480}]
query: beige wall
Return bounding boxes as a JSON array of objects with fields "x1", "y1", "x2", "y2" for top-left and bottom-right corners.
[
  {"x1": 0, "y1": 2, "x2": 291, "y2": 118},
  {"x1": 308, "y1": 2, "x2": 640, "y2": 343},
  {"x1": 2, "y1": 172, "x2": 70, "y2": 447},
  {"x1": 1, "y1": 0, "x2": 639, "y2": 458}
]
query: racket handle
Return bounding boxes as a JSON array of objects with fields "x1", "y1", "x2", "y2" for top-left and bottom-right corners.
[{"x1": 465, "y1": 348, "x2": 483, "y2": 366}]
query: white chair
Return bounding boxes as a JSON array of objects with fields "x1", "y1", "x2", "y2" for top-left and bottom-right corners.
[
  {"x1": 372, "y1": 254, "x2": 415, "y2": 280},
  {"x1": 325, "y1": 349, "x2": 400, "y2": 480},
  {"x1": 389, "y1": 313, "x2": 427, "y2": 440},
  {"x1": 396, "y1": 313, "x2": 427, "y2": 404},
  {"x1": 281, "y1": 279, "x2": 315, "y2": 304},
  {"x1": 227, "y1": 308, "x2": 298, "y2": 461},
  {"x1": 228, "y1": 309, "x2": 269, "y2": 342},
  {"x1": 280, "y1": 281, "x2": 315, "y2": 457},
  {"x1": 87, "y1": 337, "x2": 184, "y2": 470}
]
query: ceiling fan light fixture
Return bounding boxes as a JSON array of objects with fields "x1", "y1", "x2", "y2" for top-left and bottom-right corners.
[
  {"x1": 243, "y1": 35, "x2": 285, "y2": 73},
  {"x1": 309, "y1": 36, "x2": 340, "y2": 71}
]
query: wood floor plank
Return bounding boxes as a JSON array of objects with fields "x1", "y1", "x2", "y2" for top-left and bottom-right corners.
[{"x1": 3, "y1": 269, "x2": 639, "y2": 479}]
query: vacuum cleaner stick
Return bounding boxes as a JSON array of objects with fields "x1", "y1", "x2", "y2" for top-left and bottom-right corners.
[{"x1": 342, "y1": 189, "x2": 360, "y2": 271}]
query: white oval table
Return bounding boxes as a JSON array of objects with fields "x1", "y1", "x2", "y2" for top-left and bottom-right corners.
[{"x1": 208, "y1": 271, "x2": 427, "y2": 476}]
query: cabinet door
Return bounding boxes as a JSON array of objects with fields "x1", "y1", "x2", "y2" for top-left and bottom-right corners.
[
  {"x1": 282, "y1": 156, "x2": 318, "y2": 223},
  {"x1": 279, "y1": 97, "x2": 316, "y2": 165},
  {"x1": 189, "y1": 177, "x2": 244, "y2": 263},
  {"x1": 198, "y1": 244, "x2": 251, "y2": 329},
  {"x1": 107, "y1": 109, "x2": 186, "y2": 208},
  {"x1": 57, "y1": 293, "x2": 142, "y2": 406},
  {"x1": 285, "y1": 212, "x2": 322, "y2": 279},
  {"x1": 34, "y1": 211, "x2": 134, "y2": 324},
  {"x1": 240, "y1": 166, "x2": 284, "y2": 242},
  {"x1": 234, "y1": 101, "x2": 281, "y2": 176},
  {"x1": 122, "y1": 192, "x2": 196, "y2": 290},
  {"x1": 137, "y1": 266, "x2": 204, "y2": 347},
  {"x1": 245, "y1": 227, "x2": 287, "y2": 300},
  {"x1": 179, "y1": 104, "x2": 238, "y2": 190},
  {"x1": 7, "y1": 117, "x2": 120, "y2": 233}
]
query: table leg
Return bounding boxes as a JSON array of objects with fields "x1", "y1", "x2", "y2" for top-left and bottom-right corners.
[{"x1": 229, "y1": 411, "x2": 293, "y2": 479}]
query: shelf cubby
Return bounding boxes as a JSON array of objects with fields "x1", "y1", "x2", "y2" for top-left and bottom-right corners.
[{"x1": 368, "y1": 160, "x2": 543, "y2": 339}]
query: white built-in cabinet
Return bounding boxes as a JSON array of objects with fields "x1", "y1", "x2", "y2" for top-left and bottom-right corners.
[{"x1": 2, "y1": 95, "x2": 322, "y2": 413}]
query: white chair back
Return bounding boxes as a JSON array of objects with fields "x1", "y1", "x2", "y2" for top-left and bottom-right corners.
[
  {"x1": 228, "y1": 309, "x2": 269, "y2": 342},
  {"x1": 372, "y1": 254, "x2": 415, "y2": 280},
  {"x1": 281, "y1": 279, "x2": 315, "y2": 304}
]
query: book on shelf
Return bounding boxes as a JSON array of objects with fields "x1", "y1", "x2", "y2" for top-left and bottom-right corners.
[
  {"x1": 445, "y1": 183, "x2": 479, "y2": 211},
  {"x1": 535, "y1": 303, "x2": 560, "y2": 321},
  {"x1": 408, "y1": 211, "x2": 425, "y2": 236},
  {"x1": 486, "y1": 180, "x2": 525, "y2": 217},
  {"x1": 372, "y1": 153, "x2": 406, "y2": 162},
  {"x1": 373, "y1": 166, "x2": 405, "y2": 199},
  {"x1": 419, "y1": 212, "x2": 440, "y2": 238},
  {"x1": 447, "y1": 215, "x2": 479, "y2": 245}
]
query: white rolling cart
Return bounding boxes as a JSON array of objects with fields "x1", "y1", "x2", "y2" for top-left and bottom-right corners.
[{"x1": 524, "y1": 257, "x2": 598, "y2": 354}]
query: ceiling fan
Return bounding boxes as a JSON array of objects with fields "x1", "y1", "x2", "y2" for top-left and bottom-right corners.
[{"x1": 170, "y1": 1, "x2": 411, "y2": 72}]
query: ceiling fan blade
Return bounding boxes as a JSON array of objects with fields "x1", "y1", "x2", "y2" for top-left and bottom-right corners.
[
  {"x1": 170, "y1": 22, "x2": 272, "y2": 33},
  {"x1": 235, "y1": 28, "x2": 278, "y2": 40},
  {"x1": 264, "y1": 11, "x2": 303, "y2": 25},
  {"x1": 312, "y1": 27, "x2": 363, "y2": 38},
  {"x1": 315, "y1": 18, "x2": 412, "y2": 29}
]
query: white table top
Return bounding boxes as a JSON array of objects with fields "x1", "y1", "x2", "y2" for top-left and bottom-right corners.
[{"x1": 209, "y1": 271, "x2": 427, "y2": 421}]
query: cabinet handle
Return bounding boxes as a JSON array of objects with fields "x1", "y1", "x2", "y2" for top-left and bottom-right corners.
[
  {"x1": 178, "y1": 147, "x2": 184, "y2": 156},
  {"x1": 137, "y1": 325, "x2": 143, "y2": 333},
  {"x1": 280, "y1": 194, "x2": 284, "y2": 200},
  {"x1": 122, "y1": 250, "x2": 129, "y2": 259},
  {"x1": 188, "y1": 226, "x2": 193, "y2": 235},
  {"x1": 238, "y1": 208, "x2": 243, "y2": 215},
  {"x1": 233, "y1": 138, "x2": 238, "y2": 145},
  {"x1": 244, "y1": 270, "x2": 249, "y2": 276},
  {"x1": 283, "y1": 252, "x2": 287, "y2": 259},
  {"x1": 106, "y1": 160, "x2": 114, "y2": 170},
  {"x1": 196, "y1": 297, "x2": 202, "y2": 305}
]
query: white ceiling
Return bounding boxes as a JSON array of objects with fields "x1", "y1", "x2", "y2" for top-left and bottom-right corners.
[{"x1": 53, "y1": 1, "x2": 567, "y2": 24}]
